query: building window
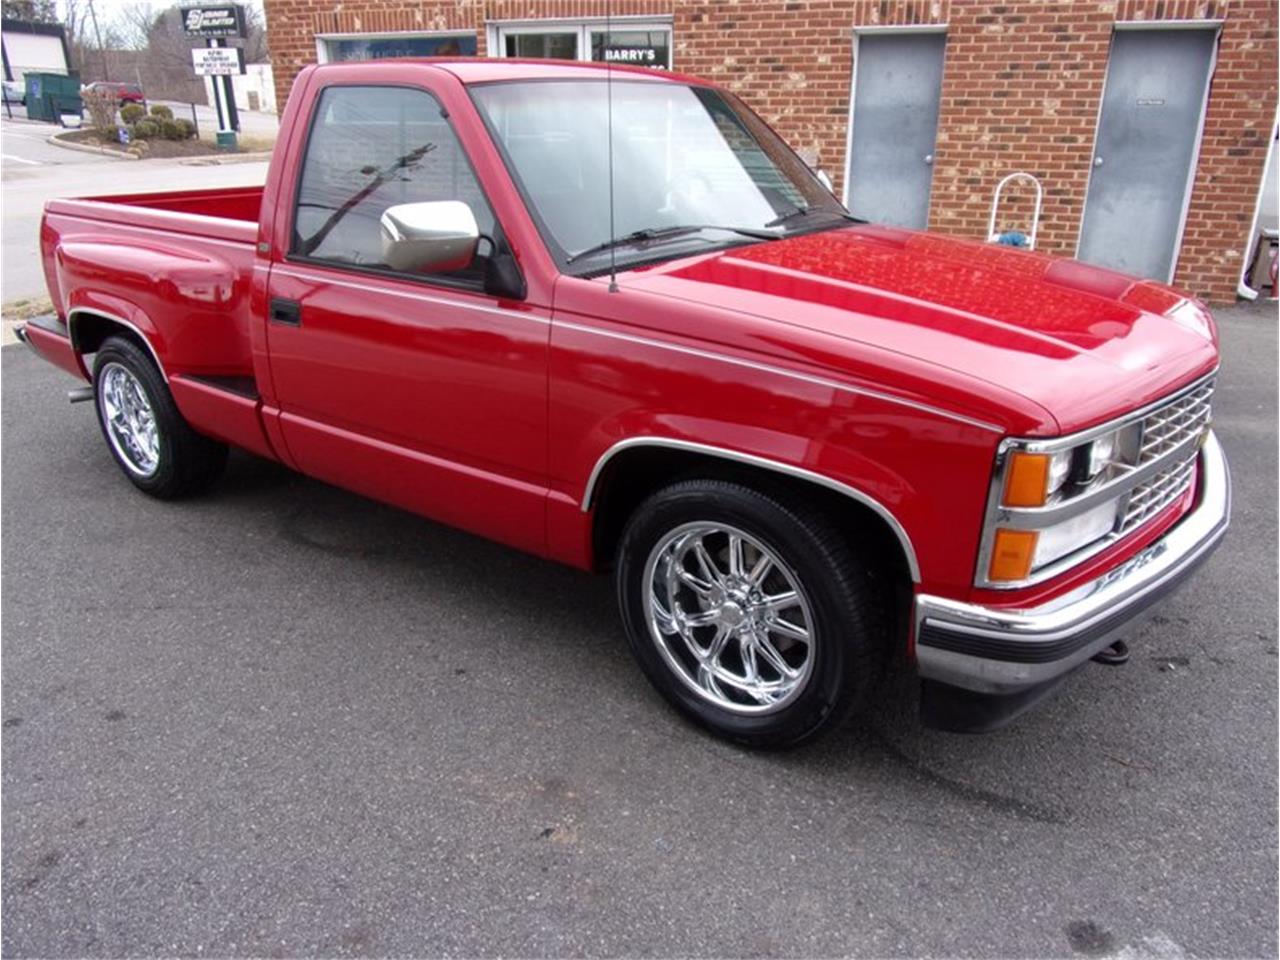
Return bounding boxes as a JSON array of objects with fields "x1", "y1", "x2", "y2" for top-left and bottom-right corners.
[
  {"x1": 589, "y1": 28, "x2": 670, "y2": 68},
  {"x1": 504, "y1": 32, "x2": 578, "y2": 60},
  {"x1": 318, "y1": 32, "x2": 477, "y2": 63},
  {"x1": 490, "y1": 20, "x2": 672, "y2": 70}
]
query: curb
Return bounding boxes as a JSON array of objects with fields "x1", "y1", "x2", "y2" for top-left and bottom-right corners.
[
  {"x1": 181, "y1": 150, "x2": 273, "y2": 166},
  {"x1": 46, "y1": 131, "x2": 138, "y2": 160}
]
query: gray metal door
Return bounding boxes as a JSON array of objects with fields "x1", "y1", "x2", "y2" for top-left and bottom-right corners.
[
  {"x1": 1078, "y1": 28, "x2": 1217, "y2": 281},
  {"x1": 846, "y1": 32, "x2": 946, "y2": 228}
]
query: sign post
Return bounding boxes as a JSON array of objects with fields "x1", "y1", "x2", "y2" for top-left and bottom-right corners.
[{"x1": 182, "y1": 4, "x2": 246, "y2": 150}]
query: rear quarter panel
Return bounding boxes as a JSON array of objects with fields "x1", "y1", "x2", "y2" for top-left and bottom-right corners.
[
  {"x1": 41, "y1": 199, "x2": 271, "y2": 457},
  {"x1": 44, "y1": 201, "x2": 257, "y2": 378}
]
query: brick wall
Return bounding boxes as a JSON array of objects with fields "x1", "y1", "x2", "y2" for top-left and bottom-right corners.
[{"x1": 262, "y1": 0, "x2": 1277, "y2": 301}]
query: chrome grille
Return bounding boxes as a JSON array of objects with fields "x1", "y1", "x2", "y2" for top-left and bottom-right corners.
[
  {"x1": 1120, "y1": 455, "x2": 1197, "y2": 534},
  {"x1": 1117, "y1": 377, "x2": 1214, "y2": 535},
  {"x1": 1138, "y1": 380, "x2": 1214, "y2": 464}
]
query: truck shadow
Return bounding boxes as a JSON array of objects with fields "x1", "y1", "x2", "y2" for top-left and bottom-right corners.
[{"x1": 207, "y1": 450, "x2": 1082, "y2": 823}]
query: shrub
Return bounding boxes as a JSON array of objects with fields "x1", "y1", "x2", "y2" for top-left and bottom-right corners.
[
  {"x1": 173, "y1": 117, "x2": 196, "y2": 139},
  {"x1": 120, "y1": 103, "x2": 145, "y2": 124},
  {"x1": 132, "y1": 118, "x2": 160, "y2": 140},
  {"x1": 159, "y1": 118, "x2": 183, "y2": 140},
  {"x1": 82, "y1": 88, "x2": 118, "y2": 140},
  {"x1": 149, "y1": 104, "x2": 173, "y2": 120}
]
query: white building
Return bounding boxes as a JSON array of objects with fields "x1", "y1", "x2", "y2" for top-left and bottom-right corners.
[{"x1": 1, "y1": 19, "x2": 71, "y2": 83}]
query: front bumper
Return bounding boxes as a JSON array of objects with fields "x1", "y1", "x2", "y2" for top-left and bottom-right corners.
[{"x1": 915, "y1": 431, "x2": 1230, "y2": 732}]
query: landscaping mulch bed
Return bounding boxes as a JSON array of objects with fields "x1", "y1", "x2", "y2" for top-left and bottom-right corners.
[{"x1": 58, "y1": 128, "x2": 239, "y2": 159}]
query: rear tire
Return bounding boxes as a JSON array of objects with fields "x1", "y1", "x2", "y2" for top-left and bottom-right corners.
[
  {"x1": 616, "y1": 479, "x2": 887, "y2": 748},
  {"x1": 92, "y1": 335, "x2": 227, "y2": 499}
]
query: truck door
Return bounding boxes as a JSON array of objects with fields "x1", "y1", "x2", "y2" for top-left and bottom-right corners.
[{"x1": 265, "y1": 82, "x2": 550, "y2": 555}]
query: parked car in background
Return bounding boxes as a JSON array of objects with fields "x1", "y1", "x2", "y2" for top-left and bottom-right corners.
[
  {"x1": 85, "y1": 81, "x2": 144, "y2": 105},
  {"x1": 19, "y1": 60, "x2": 1230, "y2": 748},
  {"x1": 2, "y1": 80, "x2": 25, "y2": 105}
]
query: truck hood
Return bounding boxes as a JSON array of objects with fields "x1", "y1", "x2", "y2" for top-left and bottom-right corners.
[{"x1": 618, "y1": 224, "x2": 1220, "y2": 435}]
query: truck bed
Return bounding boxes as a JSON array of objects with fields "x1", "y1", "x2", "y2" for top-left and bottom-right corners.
[{"x1": 79, "y1": 185, "x2": 265, "y2": 225}]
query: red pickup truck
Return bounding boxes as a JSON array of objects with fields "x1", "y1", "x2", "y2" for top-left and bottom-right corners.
[{"x1": 20, "y1": 59, "x2": 1229, "y2": 746}]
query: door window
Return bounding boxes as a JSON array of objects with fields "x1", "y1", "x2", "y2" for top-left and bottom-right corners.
[{"x1": 292, "y1": 85, "x2": 496, "y2": 283}]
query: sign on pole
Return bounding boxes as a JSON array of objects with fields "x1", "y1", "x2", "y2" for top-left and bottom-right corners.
[
  {"x1": 191, "y1": 45, "x2": 245, "y2": 76},
  {"x1": 181, "y1": 5, "x2": 247, "y2": 39}
]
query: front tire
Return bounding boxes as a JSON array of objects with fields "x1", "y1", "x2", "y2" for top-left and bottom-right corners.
[
  {"x1": 92, "y1": 336, "x2": 227, "y2": 499},
  {"x1": 616, "y1": 479, "x2": 886, "y2": 748}
]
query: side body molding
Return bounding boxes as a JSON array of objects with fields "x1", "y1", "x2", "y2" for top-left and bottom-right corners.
[{"x1": 581, "y1": 436, "x2": 922, "y2": 583}]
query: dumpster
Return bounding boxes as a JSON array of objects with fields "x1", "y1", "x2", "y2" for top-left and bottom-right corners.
[{"x1": 24, "y1": 72, "x2": 83, "y2": 124}]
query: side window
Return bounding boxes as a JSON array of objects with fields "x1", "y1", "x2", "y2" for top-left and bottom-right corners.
[{"x1": 292, "y1": 85, "x2": 497, "y2": 282}]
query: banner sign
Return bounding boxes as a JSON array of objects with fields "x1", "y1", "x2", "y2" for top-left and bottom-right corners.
[
  {"x1": 192, "y1": 46, "x2": 245, "y2": 76},
  {"x1": 181, "y1": 5, "x2": 247, "y2": 39}
]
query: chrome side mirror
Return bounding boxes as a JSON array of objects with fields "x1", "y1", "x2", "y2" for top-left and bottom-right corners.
[{"x1": 380, "y1": 201, "x2": 479, "y2": 273}]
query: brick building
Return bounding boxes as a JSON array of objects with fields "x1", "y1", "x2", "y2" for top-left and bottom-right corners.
[{"x1": 263, "y1": 0, "x2": 1278, "y2": 301}]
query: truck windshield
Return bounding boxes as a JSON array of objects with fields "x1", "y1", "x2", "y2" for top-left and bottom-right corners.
[{"x1": 470, "y1": 79, "x2": 853, "y2": 270}]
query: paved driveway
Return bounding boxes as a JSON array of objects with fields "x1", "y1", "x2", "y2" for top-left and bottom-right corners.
[{"x1": 1, "y1": 303, "x2": 1275, "y2": 958}]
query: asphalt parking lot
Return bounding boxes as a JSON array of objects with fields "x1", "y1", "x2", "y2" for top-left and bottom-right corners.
[{"x1": 1, "y1": 302, "x2": 1276, "y2": 958}]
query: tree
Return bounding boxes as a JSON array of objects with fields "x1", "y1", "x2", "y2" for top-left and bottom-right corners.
[{"x1": 1, "y1": 0, "x2": 58, "y2": 22}]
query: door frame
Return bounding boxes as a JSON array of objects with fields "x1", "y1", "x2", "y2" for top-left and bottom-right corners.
[
  {"x1": 1075, "y1": 20, "x2": 1222, "y2": 283},
  {"x1": 842, "y1": 23, "x2": 948, "y2": 213},
  {"x1": 1238, "y1": 110, "x2": 1279, "y2": 297}
]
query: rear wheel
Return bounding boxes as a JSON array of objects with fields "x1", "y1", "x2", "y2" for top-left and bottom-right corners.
[
  {"x1": 616, "y1": 479, "x2": 887, "y2": 748},
  {"x1": 92, "y1": 335, "x2": 227, "y2": 498}
]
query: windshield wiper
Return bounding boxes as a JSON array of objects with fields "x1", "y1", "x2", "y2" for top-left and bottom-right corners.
[
  {"x1": 764, "y1": 206, "x2": 867, "y2": 229},
  {"x1": 566, "y1": 224, "x2": 779, "y2": 264}
]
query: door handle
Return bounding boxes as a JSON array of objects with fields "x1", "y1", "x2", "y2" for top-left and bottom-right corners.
[
  {"x1": 269, "y1": 297, "x2": 301, "y2": 326},
  {"x1": 1094, "y1": 156, "x2": 1105, "y2": 167},
  {"x1": 924, "y1": 154, "x2": 934, "y2": 165}
]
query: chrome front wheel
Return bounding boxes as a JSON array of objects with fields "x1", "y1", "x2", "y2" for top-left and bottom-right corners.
[
  {"x1": 642, "y1": 522, "x2": 816, "y2": 715},
  {"x1": 617, "y1": 479, "x2": 887, "y2": 748}
]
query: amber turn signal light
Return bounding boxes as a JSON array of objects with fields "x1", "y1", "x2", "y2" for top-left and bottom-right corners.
[
  {"x1": 1003, "y1": 452, "x2": 1050, "y2": 507},
  {"x1": 988, "y1": 528, "x2": 1039, "y2": 582}
]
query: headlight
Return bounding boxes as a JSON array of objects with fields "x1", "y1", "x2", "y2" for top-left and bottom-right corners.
[
  {"x1": 1033, "y1": 500, "x2": 1119, "y2": 568},
  {"x1": 983, "y1": 427, "x2": 1141, "y2": 586},
  {"x1": 1083, "y1": 431, "x2": 1117, "y2": 481}
]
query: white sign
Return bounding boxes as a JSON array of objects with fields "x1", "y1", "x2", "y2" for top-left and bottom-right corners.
[
  {"x1": 182, "y1": 5, "x2": 246, "y2": 38},
  {"x1": 191, "y1": 46, "x2": 244, "y2": 76}
]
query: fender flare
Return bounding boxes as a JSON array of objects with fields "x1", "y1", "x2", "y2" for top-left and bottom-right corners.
[
  {"x1": 66, "y1": 306, "x2": 169, "y2": 382},
  {"x1": 580, "y1": 436, "x2": 922, "y2": 583}
]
